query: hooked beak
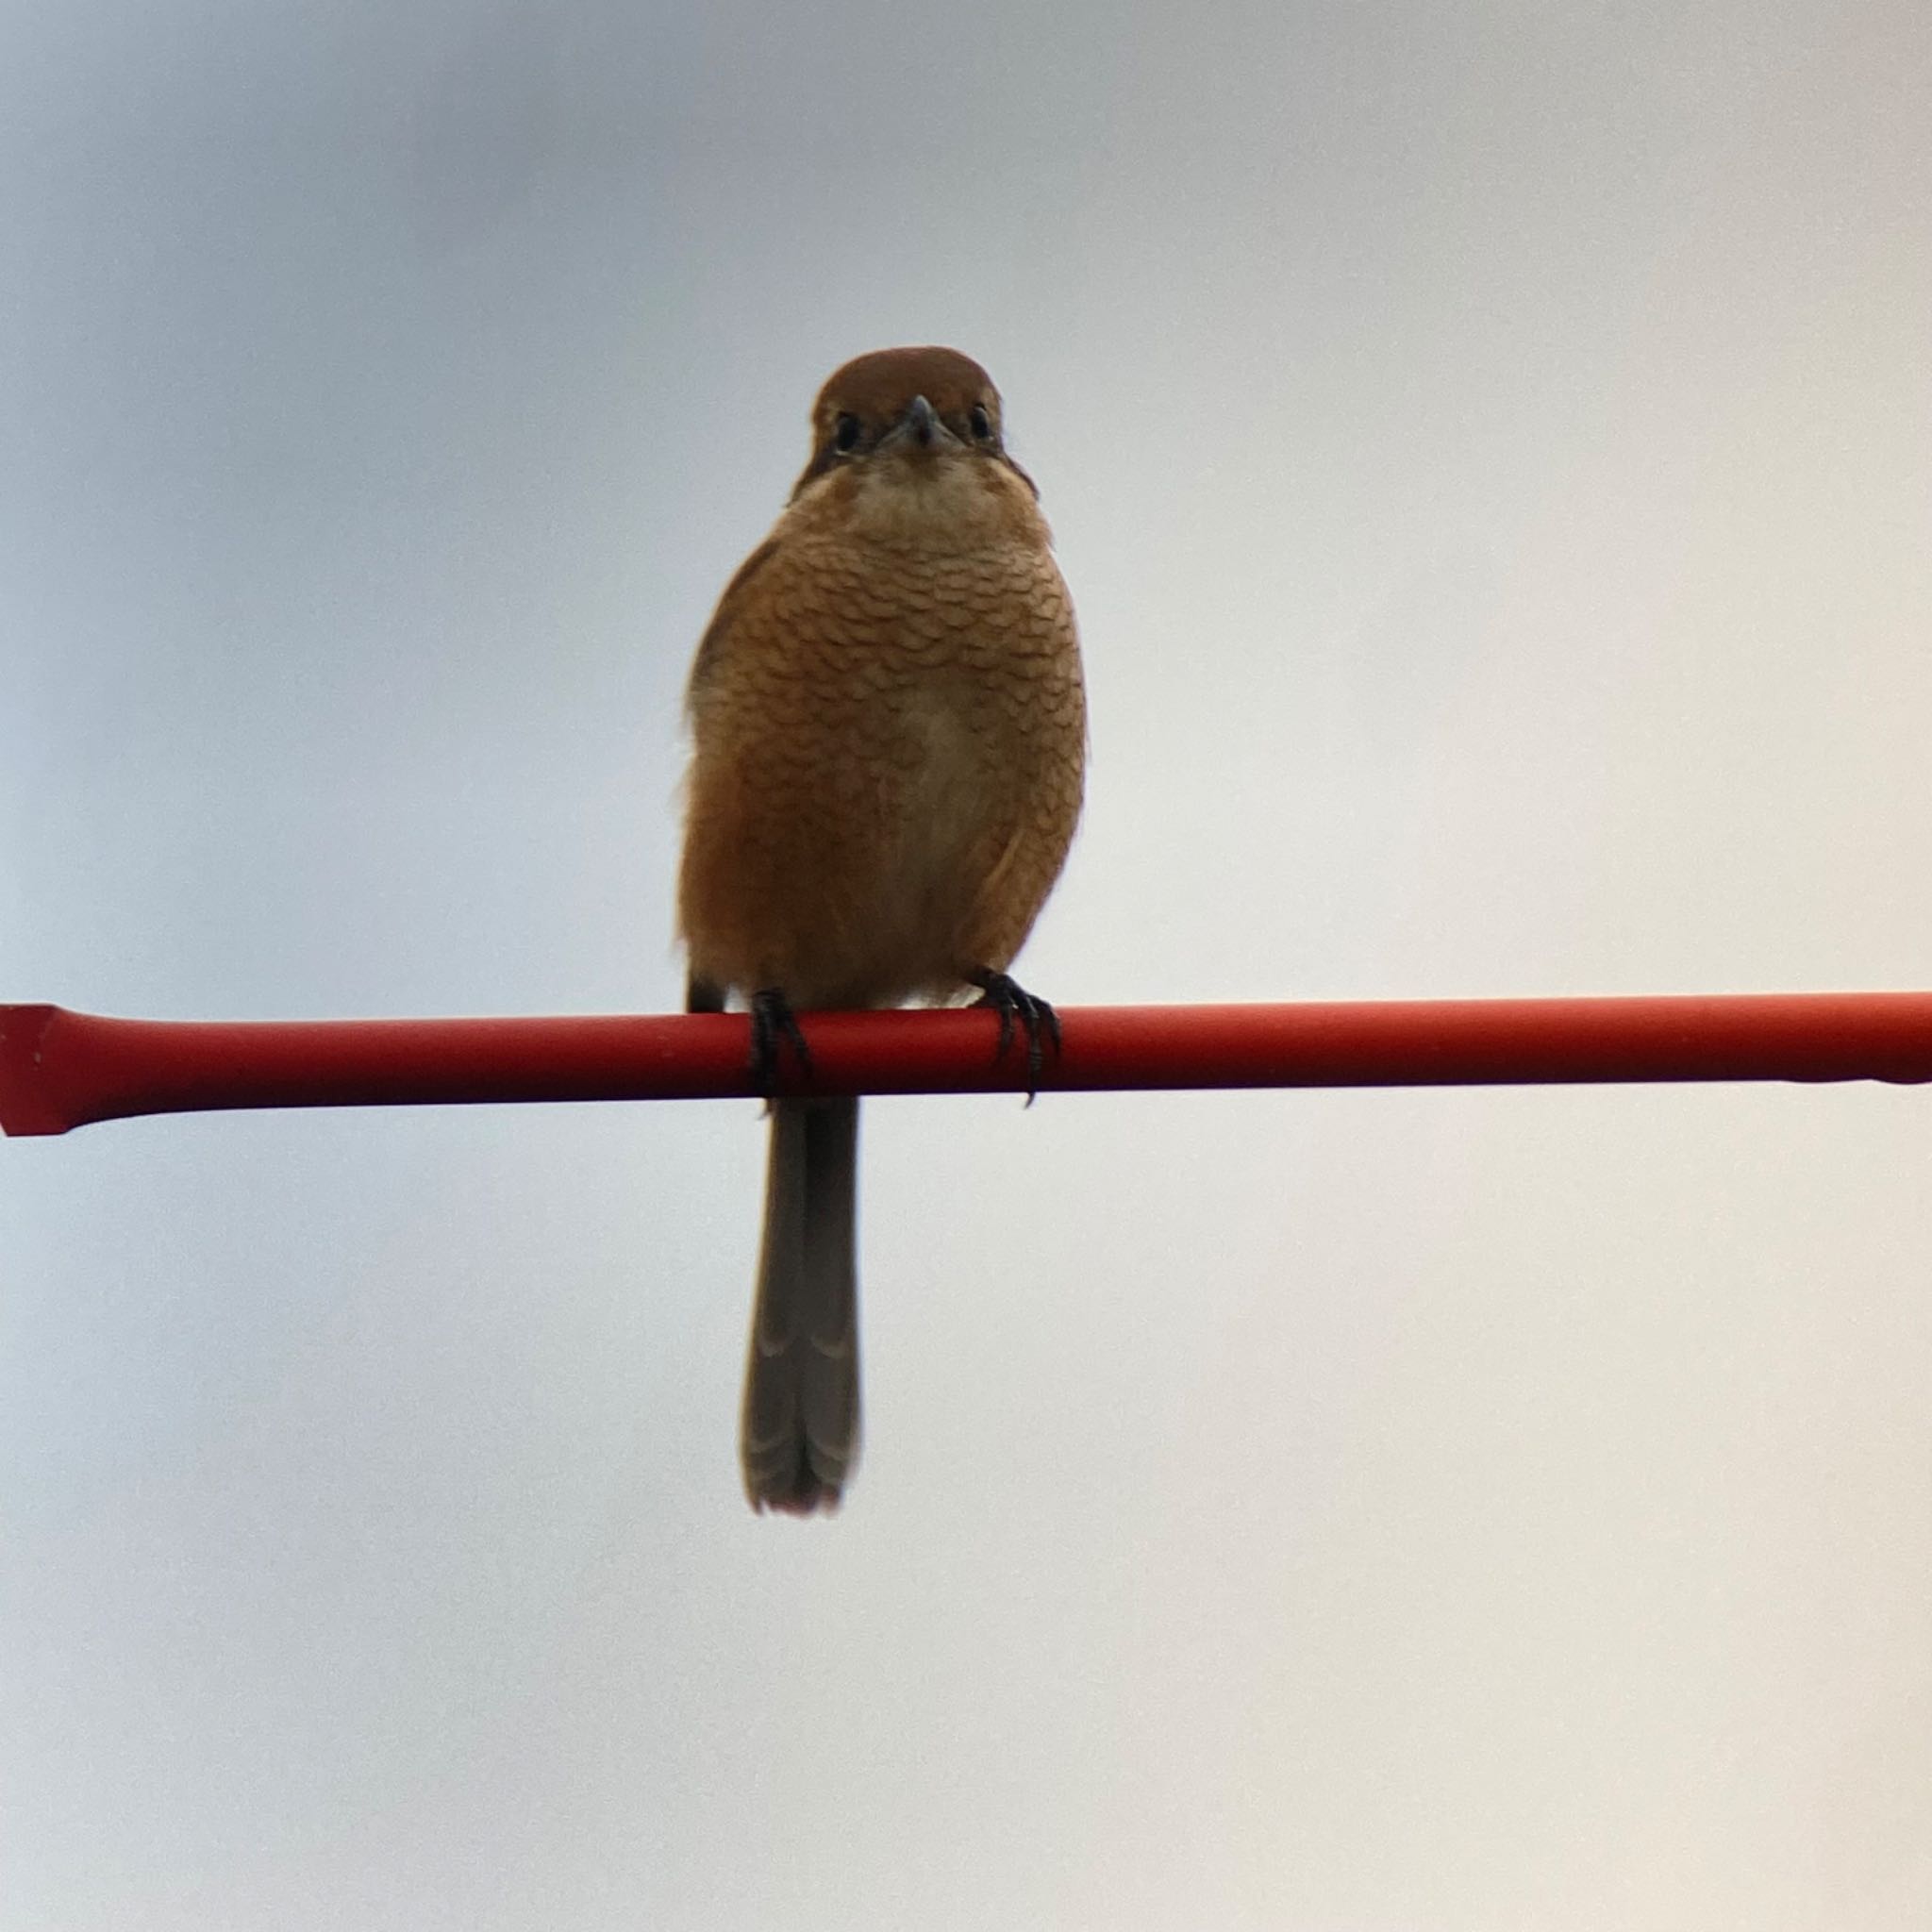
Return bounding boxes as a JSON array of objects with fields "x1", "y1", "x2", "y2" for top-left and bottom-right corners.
[{"x1": 879, "y1": 392, "x2": 956, "y2": 455}]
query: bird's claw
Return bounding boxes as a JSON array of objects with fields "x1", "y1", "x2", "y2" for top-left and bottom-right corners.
[
  {"x1": 748, "y1": 988, "x2": 812, "y2": 1096},
  {"x1": 969, "y1": 970, "x2": 1060, "y2": 1103}
]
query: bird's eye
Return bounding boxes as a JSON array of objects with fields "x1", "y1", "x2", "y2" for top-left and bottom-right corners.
[
  {"x1": 833, "y1": 414, "x2": 862, "y2": 454},
  {"x1": 968, "y1": 404, "x2": 994, "y2": 442}
]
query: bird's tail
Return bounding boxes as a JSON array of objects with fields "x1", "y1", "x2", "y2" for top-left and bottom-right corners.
[{"x1": 741, "y1": 1096, "x2": 861, "y2": 1513}]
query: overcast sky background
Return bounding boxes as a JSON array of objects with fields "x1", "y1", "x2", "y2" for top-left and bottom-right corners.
[{"x1": 4, "y1": 3, "x2": 1930, "y2": 1926}]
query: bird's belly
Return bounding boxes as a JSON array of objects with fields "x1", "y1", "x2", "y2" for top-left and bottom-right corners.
[{"x1": 817, "y1": 685, "x2": 999, "y2": 1002}]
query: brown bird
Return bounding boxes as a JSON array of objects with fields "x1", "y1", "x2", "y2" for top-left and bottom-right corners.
[{"x1": 678, "y1": 346, "x2": 1087, "y2": 1513}]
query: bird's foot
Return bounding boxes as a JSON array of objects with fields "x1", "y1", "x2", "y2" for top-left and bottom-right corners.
[
  {"x1": 748, "y1": 988, "x2": 812, "y2": 1095},
  {"x1": 968, "y1": 970, "x2": 1060, "y2": 1103}
]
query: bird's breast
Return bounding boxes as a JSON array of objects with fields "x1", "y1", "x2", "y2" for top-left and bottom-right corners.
[{"x1": 680, "y1": 459, "x2": 1082, "y2": 1008}]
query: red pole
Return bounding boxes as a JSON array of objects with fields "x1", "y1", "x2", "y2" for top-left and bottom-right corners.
[{"x1": 5, "y1": 993, "x2": 1932, "y2": 1137}]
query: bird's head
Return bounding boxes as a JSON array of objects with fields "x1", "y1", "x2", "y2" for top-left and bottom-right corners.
[{"x1": 790, "y1": 346, "x2": 1040, "y2": 508}]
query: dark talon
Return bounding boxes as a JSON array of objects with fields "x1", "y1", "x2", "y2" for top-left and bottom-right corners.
[
  {"x1": 968, "y1": 970, "x2": 1061, "y2": 1103},
  {"x1": 748, "y1": 987, "x2": 812, "y2": 1093}
]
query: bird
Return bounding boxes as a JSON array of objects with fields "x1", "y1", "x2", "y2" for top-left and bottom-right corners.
[{"x1": 677, "y1": 345, "x2": 1087, "y2": 1513}]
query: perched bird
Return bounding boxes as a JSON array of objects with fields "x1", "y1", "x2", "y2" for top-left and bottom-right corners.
[{"x1": 678, "y1": 346, "x2": 1086, "y2": 1513}]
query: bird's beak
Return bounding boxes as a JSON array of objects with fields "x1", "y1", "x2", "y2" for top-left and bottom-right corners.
[{"x1": 879, "y1": 393, "x2": 956, "y2": 456}]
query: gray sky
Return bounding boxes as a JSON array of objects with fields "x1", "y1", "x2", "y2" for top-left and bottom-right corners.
[{"x1": 4, "y1": 3, "x2": 1930, "y2": 1925}]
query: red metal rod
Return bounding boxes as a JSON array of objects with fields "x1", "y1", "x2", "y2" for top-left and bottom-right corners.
[{"x1": 5, "y1": 993, "x2": 1932, "y2": 1138}]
